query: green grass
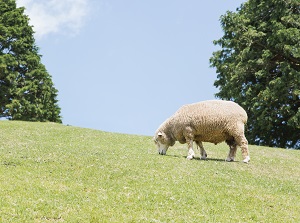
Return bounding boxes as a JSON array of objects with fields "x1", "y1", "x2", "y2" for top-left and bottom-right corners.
[{"x1": 0, "y1": 121, "x2": 300, "y2": 222}]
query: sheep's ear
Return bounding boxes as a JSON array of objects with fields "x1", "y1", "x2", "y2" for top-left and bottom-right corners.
[{"x1": 158, "y1": 132, "x2": 163, "y2": 137}]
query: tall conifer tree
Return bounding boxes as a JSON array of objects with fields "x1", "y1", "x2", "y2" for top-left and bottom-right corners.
[
  {"x1": 0, "y1": 0, "x2": 61, "y2": 123},
  {"x1": 210, "y1": 0, "x2": 300, "y2": 148}
]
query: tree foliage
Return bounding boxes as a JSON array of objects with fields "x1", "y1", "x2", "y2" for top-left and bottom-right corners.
[
  {"x1": 210, "y1": 0, "x2": 300, "y2": 148},
  {"x1": 0, "y1": 0, "x2": 61, "y2": 123}
]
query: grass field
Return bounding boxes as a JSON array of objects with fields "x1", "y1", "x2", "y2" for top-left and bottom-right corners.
[{"x1": 0, "y1": 121, "x2": 300, "y2": 222}]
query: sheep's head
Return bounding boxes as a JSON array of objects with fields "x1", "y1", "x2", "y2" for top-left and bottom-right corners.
[{"x1": 153, "y1": 131, "x2": 172, "y2": 155}]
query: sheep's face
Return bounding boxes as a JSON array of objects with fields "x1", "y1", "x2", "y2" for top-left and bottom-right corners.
[{"x1": 154, "y1": 131, "x2": 170, "y2": 155}]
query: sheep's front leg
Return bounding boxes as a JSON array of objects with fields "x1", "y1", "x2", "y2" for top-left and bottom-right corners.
[
  {"x1": 196, "y1": 141, "x2": 207, "y2": 160},
  {"x1": 187, "y1": 139, "x2": 195, "y2": 160}
]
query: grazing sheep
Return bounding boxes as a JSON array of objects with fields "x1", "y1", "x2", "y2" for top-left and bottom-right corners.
[{"x1": 153, "y1": 100, "x2": 250, "y2": 163}]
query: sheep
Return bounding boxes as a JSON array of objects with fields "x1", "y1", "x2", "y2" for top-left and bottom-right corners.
[{"x1": 153, "y1": 100, "x2": 250, "y2": 163}]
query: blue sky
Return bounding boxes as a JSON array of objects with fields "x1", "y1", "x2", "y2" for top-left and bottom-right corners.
[{"x1": 17, "y1": 0, "x2": 245, "y2": 136}]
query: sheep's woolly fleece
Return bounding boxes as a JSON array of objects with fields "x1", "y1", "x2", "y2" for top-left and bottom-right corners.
[{"x1": 154, "y1": 100, "x2": 250, "y2": 163}]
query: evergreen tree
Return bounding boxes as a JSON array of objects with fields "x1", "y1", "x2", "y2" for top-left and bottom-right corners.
[
  {"x1": 210, "y1": 0, "x2": 300, "y2": 148},
  {"x1": 0, "y1": 0, "x2": 61, "y2": 123}
]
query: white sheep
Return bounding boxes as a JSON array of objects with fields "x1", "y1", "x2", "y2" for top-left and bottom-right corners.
[{"x1": 154, "y1": 100, "x2": 250, "y2": 163}]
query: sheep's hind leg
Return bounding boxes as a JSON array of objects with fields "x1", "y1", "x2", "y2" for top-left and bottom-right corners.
[
  {"x1": 226, "y1": 139, "x2": 237, "y2": 162},
  {"x1": 186, "y1": 140, "x2": 195, "y2": 160},
  {"x1": 234, "y1": 135, "x2": 250, "y2": 163},
  {"x1": 196, "y1": 141, "x2": 207, "y2": 160},
  {"x1": 239, "y1": 137, "x2": 250, "y2": 163}
]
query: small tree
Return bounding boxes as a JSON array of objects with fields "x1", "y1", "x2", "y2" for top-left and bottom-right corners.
[
  {"x1": 0, "y1": 0, "x2": 61, "y2": 123},
  {"x1": 210, "y1": 0, "x2": 300, "y2": 148}
]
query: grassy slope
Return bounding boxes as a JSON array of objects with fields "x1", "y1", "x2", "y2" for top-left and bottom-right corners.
[{"x1": 0, "y1": 121, "x2": 299, "y2": 222}]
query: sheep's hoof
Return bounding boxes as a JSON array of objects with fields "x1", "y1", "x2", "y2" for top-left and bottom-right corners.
[
  {"x1": 187, "y1": 155, "x2": 194, "y2": 160},
  {"x1": 201, "y1": 155, "x2": 207, "y2": 160},
  {"x1": 243, "y1": 156, "x2": 250, "y2": 163},
  {"x1": 226, "y1": 157, "x2": 234, "y2": 162}
]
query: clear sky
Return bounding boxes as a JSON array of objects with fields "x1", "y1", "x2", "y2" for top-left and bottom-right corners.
[{"x1": 16, "y1": 0, "x2": 245, "y2": 136}]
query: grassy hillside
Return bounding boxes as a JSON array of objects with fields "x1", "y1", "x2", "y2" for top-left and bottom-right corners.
[{"x1": 0, "y1": 121, "x2": 299, "y2": 222}]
